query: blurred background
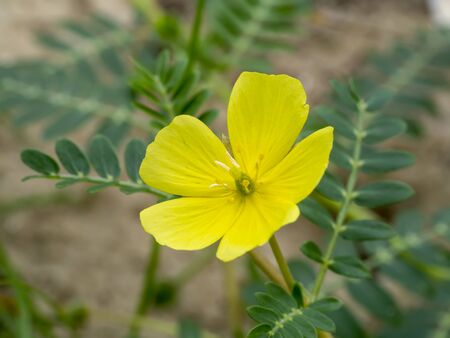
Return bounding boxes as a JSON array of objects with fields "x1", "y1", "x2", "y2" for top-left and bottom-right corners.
[{"x1": 1, "y1": 0, "x2": 449, "y2": 337}]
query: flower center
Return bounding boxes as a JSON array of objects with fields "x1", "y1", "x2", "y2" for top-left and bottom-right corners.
[{"x1": 235, "y1": 174, "x2": 255, "y2": 195}]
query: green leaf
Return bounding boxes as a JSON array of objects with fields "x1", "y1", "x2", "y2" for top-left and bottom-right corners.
[
  {"x1": 178, "y1": 319, "x2": 201, "y2": 338},
  {"x1": 247, "y1": 324, "x2": 271, "y2": 338},
  {"x1": 329, "y1": 256, "x2": 370, "y2": 279},
  {"x1": 86, "y1": 183, "x2": 113, "y2": 193},
  {"x1": 302, "y1": 308, "x2": 335, "y2": 332},
  {"x1": 330, "y1": 80, "x2": 355, "y2": 107},
  {"x1": 330, "y1": 143, "x2": 352, "y2": 171},
  {"x1": 247, "y1": 306, "x2": 279, "y2": 324},
  {"x1": 55, "y1": 139, "x2": 90, "y2": 175},
  {"x1": 329, "y1": 306, "x2": 365, "y2": 338},
  {"x1": 365, "y1": 89, "x2": 393, "y2": 111},
  {"x1": 354, "y1": 181, "x2": 414, "y2": 207},
  {"x1": 316, "y1": 106, "x2": 355, "y2": 139},
  {"x1": 21, "y1": 149, "x2": 59, "y2": 175},
  {"x1": 292, "y1": 283, "x2": 304, "y2": 307},
  {"x1": 361, "y1": 149, "x2": 415, "y2": 173},
  {"x1": 87, "y1": 135, "x2": 120, "y2": 179},
  {"x1": 55, "y1": 178, "x2": 79, "y2": 189},
  {"x1": 299, "y1": 197, "x2": 334, "y2": 230},
  {"x1": 316, "y1": 173, "x2": 344, "y2": 201},
  {"x1": 300, "y1": 241, "x2": 323, "y2": 263},
  {"x1": 124, "y1": 139, "x2": 146, "y2": 182},
  {"x1": 255, "y1": 293, "x2": 292, "y2": 314},
  {"x1": 346, "y1": 280, "x2": 401, "y2": 323},
  {"x1": 265, "y1": 283, "x2": 297, "y2": 309},
  {"x1": 364, "y1": 117, "x2": 406, "y2": 144},
  {"x1": 197, "y1": 109, "x2": 219, "y2": 124},
  {"x1": 342, "y1": 220, "x2": 396, "y2": 241},
  {"x1": 291, "y1": 316, "x2": 317, "y2": 338},
  {"x1": 309, "y1": 297, "x2": 342, "y2": 313}
]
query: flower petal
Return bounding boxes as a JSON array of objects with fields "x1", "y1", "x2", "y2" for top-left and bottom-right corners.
[
  {"x1": 228, "y1": 72, "x2": 309, "y2": 178},
  {"x1": 140, "y1": 196, "x2": 241, "y2": 250},
  {"x1": 259, "y1": 127, "x2": 334, "y2": 203},
  {"x1": 139, "y1": 115, "x2": 234, "y2": 197},
  {"x1": 216, "y1": 193, "x2": 299, "y2": 262}
]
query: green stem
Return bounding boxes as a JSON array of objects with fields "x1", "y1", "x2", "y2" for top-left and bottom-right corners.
[
  {"x1": 24, "y1": 174, "x2": 170, "y2": 199},
  {"x1": 187, "y1": 0, "x2": 206, "y2": 72},
  {"x1": 248, "y1": 251, "x2": 287, "y2": 290},
  {"x1": 224, "y1": 262, "x2": 244, "y2": 338},
  {"x1": 311, "y1": 101, "x2": 367, "y2": 301},
  {"x1": 127, "y1": 239, "x2": 161, "y2": 338},
  {"x1": 269, "y1": 235, "x2": 295, "y2": 291}
]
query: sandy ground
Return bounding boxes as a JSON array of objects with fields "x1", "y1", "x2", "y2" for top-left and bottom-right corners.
[{"x1": 1, "y1": 0, "x2": 449, "y2": 337}]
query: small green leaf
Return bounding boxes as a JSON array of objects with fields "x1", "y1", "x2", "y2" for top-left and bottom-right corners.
[
  {"x1": 309, "y1": 297, "x2": 342, "y2": 313},
  {"x1": 124, "y1": 139, "x2": 146, "y2": 182},
  {"x1": 300, "y1": 241, "x2": 323, "y2": 263},
  {"x1": 330, "y1": 80, "x2": 354, "y2": 106},
  {"x1": 361, "y1": 149, "x2": 415, "y2": 173},
  {"x1": 342, "y1": 220, "x2": 395, "y2": 241},
  {"x1": 21, "y1": 149, "x2": 59, "y2": 175},
  {"x1": 316, "y1": 174, "x2": 344, "y2": 201},
  {"x1": 292, "y1": 282, "x2": 304, "y2": 307},
  {"x1": 364, "y1": 117, "x2": 406, "y2": 144},
  {"x1": 291, "y1": 316, "x2": 317, "y2": 338},
  {"x1": 247, "y1": 306, "x2": 279, "y2": 324},
  {"x1": 354, "y1": 181, "x2": 414, "y2": 208},
  {"x1": 247, "y1": 324, "x2": 271, "y2": 338},
  {"x1": 86, "y1": 183, "x2": 113, "y2": 193},
  {"x1": 87, "y1": 135, "x2": 120, "y2": 179},
  {"x1": 181, "y1": 90, "x2": 210, "y2": 116},
  {"x1": 316, "y1": 106, "x2": 355, "y2": 139},
  {"x1": 330, "y1": 143, "x2": 352, "y2": 170},
  {"x1": 346, "y1": 280, "x2": 401, "y2": 323},
  {"x1": 365, "y1": 89, "x2": 393, "y2": 111},
  {"x1": 265, "y1": 283, "x2": 297, "y2": 309},
  {"x1": 299, "y1": 197, "x2": 334, "y2": 230},
  {"x1": 55, "y1": 178, "x2": 79, "y2": 189},
  {"x1": 255, "y1": 293, "x2": 291, "y2": 314},
  {"x1": 197, "y1": 109, "x2": 219, "y2": 124},
  {"x1": 329, "y1": 256, "x2": 370, "y2": 279},
  {"x1": 302, "y1": 308, "x2": 335, "y2": 332},
  {"x1": 55, "y1": 139, "x2": 90, "y2": 176}
]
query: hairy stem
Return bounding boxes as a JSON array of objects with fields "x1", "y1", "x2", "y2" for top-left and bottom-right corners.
[
  {"x1": 187, "y1": 0, "x2": 206, "y2": 72},
  {"x1": 224, "y1": 262, "x2": 244, "y2": 338},
  {"x1": 269, "y1": 235, "x2": 295, "y2": 291},
  {"x1": 311, "y1": 101, "x2": 367, "y2": 300},
  {"x1": 127, "y1": 239, "x2": 161, "y2": 338},
  {"x1": 248, "y1": 251, "x2": 287, "y2": 290},
  {"x1": 24, "y1": 174, "x2": 170, "y2": 199}
]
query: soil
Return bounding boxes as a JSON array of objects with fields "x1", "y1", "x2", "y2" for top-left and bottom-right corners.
[{"x1": 1, "y1": 0, "x2": 449, "y2": 337}]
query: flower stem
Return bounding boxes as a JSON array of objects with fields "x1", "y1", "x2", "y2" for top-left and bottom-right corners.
[
  {"x1": 127, "y1": 239, "x2": 161, "y2": 338},
  {"x1": 311, "y1": 101, "x2": 367, "y2": 301},
  {"x1": 248, "y1": 251, "x2": 287, "y2": 290},
  {"x1": 224, "y1": 262, "x2": 244, "y2": 338},
  {"x1": 269, "y1": 235, "x2": 295, "y2": 291},
  {"x1": 187, "y1": 0, "x2": 206, "y2": 72}
]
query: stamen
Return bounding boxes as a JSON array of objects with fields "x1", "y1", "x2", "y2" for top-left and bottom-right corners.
[
  {"x1": 214, "y1": 160, "x2": 231, "y2": 172},
  {"x1": 226, "y1": 150, "x2": 241, "y2": 169}
]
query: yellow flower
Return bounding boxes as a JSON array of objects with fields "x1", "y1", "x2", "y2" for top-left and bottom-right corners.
[{"x1": 139, "y1": 72, "x2": 333, "y2": 262}]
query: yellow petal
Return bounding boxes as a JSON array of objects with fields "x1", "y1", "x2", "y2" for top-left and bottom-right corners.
[
  {"x1": 216, "y1": 193, "x2": 299, "y2": 262},
  {"x1": 139, "y1": 115, "x2": 234, "y2": 197},
  {"x1": 259, "y1": 127, "x2": 334, "y2": 203},
  {"x1": 227, "y1": 72, "x2": 309, "y2": 178},
  {"x1": 140, "y1": 195, "x2": 241, "y2": 250}
]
